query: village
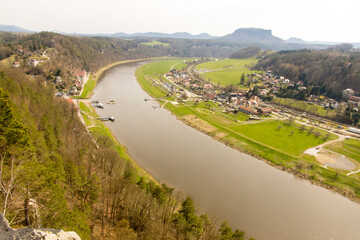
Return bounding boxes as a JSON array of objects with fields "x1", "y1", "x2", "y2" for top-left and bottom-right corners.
[
  {"x1": 11, "y1": 48, "x2": 88, "y2": 98},
  {"x1": 157, "y1": 61, "x2": 360, "y2": 129}
]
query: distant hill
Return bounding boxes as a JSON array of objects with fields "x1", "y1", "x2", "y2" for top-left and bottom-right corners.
[
  {"x1": 96, "y1": 31, "x2": 216, "y2": 39},
  {"x1": 219, "y1": 28, "x2": 284, "y2": 43},
  {"x1": 1, "y1": 24, "x2": 358, "y2": 50},
  {"x1": 0, "y1": 24, "x2": 34, "y2": 33},
  {"x1": 286, "y1": 37, "x2": 306, "y2": 44}
]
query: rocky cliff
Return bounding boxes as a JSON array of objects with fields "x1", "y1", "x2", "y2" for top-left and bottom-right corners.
[{"x1": 0, "y1": 214, "x2": 80, "y2": 240}]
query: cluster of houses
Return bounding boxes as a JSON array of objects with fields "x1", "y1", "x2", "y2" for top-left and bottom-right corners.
[
  {"x1": 12, "y1": 49, "x2": 46, "y2": 68},
  {"x1": 55, "y1": 69, "x2": 87, "y2": 97},
  {"x1": 167, "y1": 66, "x2": 360, "y2": 117},
  {"x1": 166, "y1": 69, "x2": 273, "y2": 116}
]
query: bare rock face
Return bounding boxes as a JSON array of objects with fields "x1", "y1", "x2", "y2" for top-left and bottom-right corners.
[{"x1": 0, "y1": 213, "x2": 81, "y2": 240}]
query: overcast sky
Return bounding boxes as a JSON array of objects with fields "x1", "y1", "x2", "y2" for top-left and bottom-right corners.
[{"x1": 1, "y1": 0, "x2": 359, "y2": 43}]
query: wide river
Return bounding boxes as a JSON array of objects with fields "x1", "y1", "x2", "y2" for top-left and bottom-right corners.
[{"x1": 91, "y1": 61, "x2": 360, "y2": 240}]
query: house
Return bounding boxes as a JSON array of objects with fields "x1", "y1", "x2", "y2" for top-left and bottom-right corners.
[
  {"x1": 68, "y1": 87, "x2": 78, "y2": 95},
  {"x1": 54, "y1": 76, "x2": 63, "y2": 84},
  {"x1": 343, "y1": 88, "x2": 355, "y2": 98},
  {"x1": 203, "y1": 84, "x2": 213, "y2": 90},
  {"x1": 249, "y1": 96, "x2": 260, "y2": 106},
  {"x1": 183, "y1": 81, "x2": 190, "y2": 87},
  {"x1": 191, "y1": 84, "x2": 199, "y2": 90},
  {"x1": 258, "y1": 107, "x2": 272, "y2": 116},
  {"x1": 28, "y1": 59, "x2": 40, "y2": 67},
  {"x1": 283, "y1": 79, "x2": 290, "y2": 84},
  {"x1": 204, "y1": 91, "x2": 216, "y2": 100},
  {"x1": 77, "y1": 70, "x2": 86, "y2": 81},
  {"x1": 259, "y1": 89, "x2": 268, "y2": 96},
  {"x1": 349, "y1": 96, "x2": 360, "y2": 106},
  {"x1": 12, "y1": 62, "x2": 20, "y2": 67},
  {"x1": 238, "y1": 105, "x2": 256, "y2": 115}
]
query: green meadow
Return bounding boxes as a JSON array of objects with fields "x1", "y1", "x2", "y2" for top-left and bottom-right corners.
[
  {"x1": 201, "y1": 68, "x2": 258, "y2": 87},
  {"x1": 196, "y1": 58, "x2": 258, "y2": 70},
  {"x1": 195, "y1": 58, "x2": 260, "y2": 87},
  {"x1": 230, "y1": 120, "x2": 337, "y2": 156},
  {"x1": 140, "y1": 40, "x2": 169, "y2": 47}
]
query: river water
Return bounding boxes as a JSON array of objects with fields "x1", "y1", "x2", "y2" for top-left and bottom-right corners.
[{"x1": 91, "y1": 61, "x2": 360, "y2": 240}]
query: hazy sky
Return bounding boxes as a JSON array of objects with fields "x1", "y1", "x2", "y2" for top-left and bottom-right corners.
[{"x1": 1, "y1": 0, "x2": 359, "y2": 42}]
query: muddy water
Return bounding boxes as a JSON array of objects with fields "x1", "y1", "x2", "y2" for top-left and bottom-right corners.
[{"x1": 91, "y1": 61, "x2": 360, "y2": 240}]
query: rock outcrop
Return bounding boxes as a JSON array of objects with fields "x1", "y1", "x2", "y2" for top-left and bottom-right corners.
[{"x1": 0, "y1": 213, "x2": 81, "y2": 240}]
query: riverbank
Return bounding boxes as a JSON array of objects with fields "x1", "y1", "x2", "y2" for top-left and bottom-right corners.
[
  {"x1": 75, "y1": 59, "x2": 158, "y2": 183},
  {"x1": 135, "y1": 60, "x2": 360, "y2": 204}
]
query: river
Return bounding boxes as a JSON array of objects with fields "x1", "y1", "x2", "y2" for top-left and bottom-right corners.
[{"x1": 91, "y1": 61, "x2": 360, "y2": 240}]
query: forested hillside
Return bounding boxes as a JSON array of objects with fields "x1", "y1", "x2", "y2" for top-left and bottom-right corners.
[
  {"x1": 0, "y1": 32, "x2": 165, "y2": 84},
  {"x1": 255, "y1": 46, "x2": 360, "y2": 92}
]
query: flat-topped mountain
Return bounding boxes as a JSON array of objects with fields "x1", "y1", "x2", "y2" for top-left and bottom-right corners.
[{"x1": 219, "y1": 28, "x2": 284, "y2": 43}]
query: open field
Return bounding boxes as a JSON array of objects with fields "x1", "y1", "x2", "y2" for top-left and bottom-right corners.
[
  {"x1": 324, "y1": 138, "x2": 360, "y2": 163},
  {"x1": 201, "y1": 68, "x2": 258, "y2": 87},
  {"x1": 195, "y1": 58, "x2": 261, "y2": 87},
  {"x1": 195, "y1": 58, "x2": 258, "y2": 70},
  {"x1": 230, "y1": 120, "x2": 338, "y2": 156},
  {"x1": 140, "y1": 40, "x2": 169, "y2": 47}
]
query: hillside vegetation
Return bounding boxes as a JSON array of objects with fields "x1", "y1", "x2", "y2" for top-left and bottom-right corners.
[{"x1": 255, "y1": 46, "x2": 360, "y2": 92}]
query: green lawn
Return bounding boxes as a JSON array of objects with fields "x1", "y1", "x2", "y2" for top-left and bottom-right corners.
[
  {"x1": 173, "y1": 62, "x2": 188, "y2": 70},
  {"x1": 201, "y1": 67, "x2": 258, "y2": 87},
  {"x1": 140, "y1": 40, "x2": 169, "y2": 47},
  {"x1": 196, "y1": 58, "x2": 258, "y2": 70},
  {"x1": 325, "y1": 138, "x2": 360, "y2": 163},
  {"x1": 140, "y1": 59, "x2": 185, "y2": 75},
  {"x1": 229, "y1": 120, "x2": 336, "y2": 156},
  {"x1": 194, "y1": 58, "x2": 261, "y2": 87}
]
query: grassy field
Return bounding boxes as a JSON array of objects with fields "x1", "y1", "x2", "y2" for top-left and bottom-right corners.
[
  {"x1": 230, "y1": 120, "x2": 337, "y2": 156},
  {"x1": 195, "y1": 58, "x2": 260, "y2": 87},
  {"x1": 201, "y1": 68, "x2": 258, "y2": 87},
  {"x1": 196, "y1": 58, "x2": 258, "y2": 70},
  {"x1": 324, "y1": 138, "x2": 360, "y2": 163},
  {"x1": 173, "y1": 62, "x2": 188, "y2": 70},
  {"x1": 140, "y1": 40, "x2": 169, "y2": 47},
  {"x1": 140, "y1": 59, "x2": 185, "y2": 74}
]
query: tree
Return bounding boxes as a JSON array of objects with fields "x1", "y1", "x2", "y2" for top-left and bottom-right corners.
[
  {"x1": 240, "y1": 73, "x2": 245, "y2": 85},
  {"x1": 233, "y1": 229, "x2": 245, "y2": 240},
  {"x1": 219, "y1": 221, "x2": 233, "y2": 240},
  {"x1": 288, "y1": 116, "x2": 294, "y2": 125}
]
